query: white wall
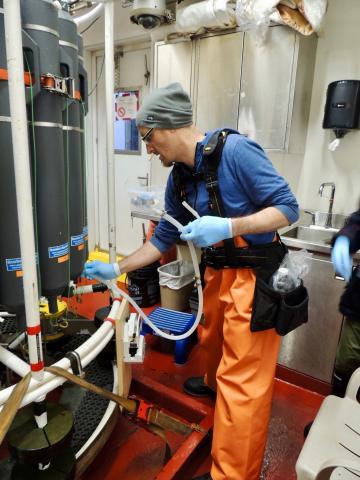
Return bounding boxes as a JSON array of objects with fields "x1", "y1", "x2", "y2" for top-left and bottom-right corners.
[{"x1": 271, "y1": 0, "x2": 360, "y2": 215}]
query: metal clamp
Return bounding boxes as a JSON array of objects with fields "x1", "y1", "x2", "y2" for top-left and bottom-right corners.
[
  {"x1": 65, "y1": 350, "x2": 85, "y2": 378},
  {"x1": 136, "y1": 398, "x2": 153, "y2": 422},
  {"x1": 41, "y1": 73, "x2": 75, "y2": 99},
  {"x1": 206, "y1": 179, "x2": 219, "y2": 189}
]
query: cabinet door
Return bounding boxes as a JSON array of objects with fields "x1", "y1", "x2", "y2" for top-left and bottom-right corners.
[
  {"x1": 152, "y1": 41, "x2": 193, "y2": 187},
  {"x1": 154, "y1": 41, "x2": 193, "y2": 91},
  {"x1": 195, "y1": 32, "x2": 244, "y2": 133},
  {"x1": 238, "y1": 27, "x2": 296, "y2": 150},
  {"x1": 278, "y1": 253, "x2": 345, "y2": 383}
]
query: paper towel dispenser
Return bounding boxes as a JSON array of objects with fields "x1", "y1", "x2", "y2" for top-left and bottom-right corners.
[{"x1": 323, "y1": 80, "x2": 360, "y2": 139}]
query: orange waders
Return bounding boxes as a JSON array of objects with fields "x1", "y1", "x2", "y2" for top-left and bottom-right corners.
[{"x1": 202, "y1": 236, "x2": 281, "y2": 480}]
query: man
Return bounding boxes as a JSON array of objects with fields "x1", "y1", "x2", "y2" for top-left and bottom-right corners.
[
  {"x1": 84, "y1": 82, "x2": 299, "y2": 480},
  {"x1": 331, "y1": 207, "x2": 360, "y2": 396}
]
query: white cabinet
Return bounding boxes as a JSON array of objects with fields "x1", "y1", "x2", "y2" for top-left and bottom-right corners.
[
  {"x1": 152, "y1": 41, "x2": 195, "y2": 187},
  {"x1": 154, "y1": 41, "x2": 194, "y2": 91},
  {"x1": 238, "y1": 27, "x2": 316, "y2": 151},
  {"x1": 194, "y1": 32, "x2": 244, "y2": 132},
  {"x1": 154, "y1": 26, "x2": 317, "y2": 153},
  {"x1": 238, "y1": 27, "x2": 295, "y2": 149}
]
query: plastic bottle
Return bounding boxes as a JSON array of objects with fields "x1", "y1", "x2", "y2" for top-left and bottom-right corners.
[{"x1": 270, "y1": 267, "x2": 300, "y2": 293}]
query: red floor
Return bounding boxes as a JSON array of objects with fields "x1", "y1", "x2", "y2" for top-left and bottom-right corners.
[{"x1": 70, "y1": 282, "x2": 324, "y2": 480}]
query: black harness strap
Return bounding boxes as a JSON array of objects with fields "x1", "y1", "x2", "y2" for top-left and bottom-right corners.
[
  {"x1": 172, "y1": 128, "x2": 240, "y2": 261},
  {"x1": 172, "y1": 163, "x2": 187, "y2": 204},
  {"x1": 202, "y1": 129, "x2": 239, "y2": 259}
]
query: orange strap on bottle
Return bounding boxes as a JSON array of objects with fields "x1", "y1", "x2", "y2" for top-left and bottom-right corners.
[{"x1": 0, "y1": 68, "x2": 34, "y2": 86}]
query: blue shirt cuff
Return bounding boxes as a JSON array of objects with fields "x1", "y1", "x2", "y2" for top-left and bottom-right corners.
[
  {"x1": 150, "y1": 235, "x2": 171, "y2": 254},
  {"x1": 274, "y1": 204, "x2": 299, "y2": 225}
]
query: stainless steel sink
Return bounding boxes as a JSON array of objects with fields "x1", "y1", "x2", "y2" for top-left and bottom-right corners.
[
  {"x1": 280, "y1": 210, "x2": 350, "y2": 255},
  {"x1": 303, "y1": 211, "x2": 348, "y2": 230},
  {"x1": 280, "y1": 223, "x2": 360, "y2": 258},
  {"x1": 281, "y1": 225, "x2": 335, "y2": 244},
  {"x1": 280, "y1": 225, "x2": 338, "y2": 254}
]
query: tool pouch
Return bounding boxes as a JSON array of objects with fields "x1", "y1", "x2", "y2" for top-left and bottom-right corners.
[{"x1": 250, "y1": 277, "x2": 309, "y2": 336}]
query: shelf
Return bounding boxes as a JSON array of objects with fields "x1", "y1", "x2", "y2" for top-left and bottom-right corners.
[{"x1": 131, "y1": 211, "x2": 161, "y2": 222}]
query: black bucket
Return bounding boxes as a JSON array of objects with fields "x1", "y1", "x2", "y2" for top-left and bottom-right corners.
[{"x1": 127, "y1": 261, "x2": 160, "y2": 307}]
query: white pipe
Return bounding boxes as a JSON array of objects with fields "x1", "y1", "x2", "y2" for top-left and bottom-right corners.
[
  {"x1": 74, "y1": 3, "x2": 104, "y2": 28},
  {"x1": 8, "y1": 326, "x2": 115, "y2": 410},
  {"x1": 176, "y1": 0, "x2": 236, "y2": 32},
  {"x1": 8, "y1": 332, "x2": 26, "y2": 350},
  {"x1": 74, "y1": 284, "x2": 99, "y2": 294},
  {"x1": 104, "y1": 0, "x2": 117, "y2": 264},
  {"x1": 4, "y1": 0, "x2": 44, "y2": 381},
  {"x1": 0, "y1": 214, "x2": 203, "y2": 413},
  {"x1": 0, "y1": 300, "x2": 120, "y2": 410},
  {"x1": 0, "y1": 345, "x2": 30, "y2": 377}
]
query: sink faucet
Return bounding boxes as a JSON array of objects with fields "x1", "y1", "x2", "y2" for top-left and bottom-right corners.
[
  {"x1": 304, "y1": 210, "x2": 316, "y2": 225},
  {"x1": 318, "y1": 182, "x2": 336, "y2": 228}
]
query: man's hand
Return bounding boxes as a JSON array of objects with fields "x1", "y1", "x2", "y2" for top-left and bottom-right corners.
[
  {"x1": 83, "y1": 260, "x2": 120, "y2": 281},
  {"x1": 331, "y1": 236, "x2": 352, "y2": 281},
  {"x1": 180, "y1": 216, "x2": 232, "y2": 247}
]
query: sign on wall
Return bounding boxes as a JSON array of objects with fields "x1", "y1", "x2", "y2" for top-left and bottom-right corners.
[{"x1": 114, "y1": 88, "x2": 140, "y2": 154}]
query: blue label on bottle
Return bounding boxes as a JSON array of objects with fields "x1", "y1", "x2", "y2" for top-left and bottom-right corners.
[
  {"x1": 6, "y1": 257, "x2": 22, "y2": 271},
  {"x1": 71, "y1": 234, "x2": 84, "y2": 247},
  {"x1": 48, "y1": 243, "x2": 69, "y2": 259},
  {"x1": 5, "y1": 254, "x2": 39, "y2": 271}
]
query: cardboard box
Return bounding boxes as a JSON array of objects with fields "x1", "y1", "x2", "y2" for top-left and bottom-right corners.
[{"x1": 160, "y1": 282, "x2": 194, "y2": 311}]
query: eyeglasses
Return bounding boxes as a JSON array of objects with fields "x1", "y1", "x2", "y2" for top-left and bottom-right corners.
[{"x1": 141, "y1": 128, "x2": 154, "y2": 145}]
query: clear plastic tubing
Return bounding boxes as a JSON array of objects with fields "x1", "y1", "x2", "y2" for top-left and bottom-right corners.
[{"x1": 97, "y1": 211, "x2": 204, "y2": 342}]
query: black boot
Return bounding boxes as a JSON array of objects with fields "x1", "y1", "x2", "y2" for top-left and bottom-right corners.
[{"x1": 183, "y1": 376, "x2": 215, "y2": 398}]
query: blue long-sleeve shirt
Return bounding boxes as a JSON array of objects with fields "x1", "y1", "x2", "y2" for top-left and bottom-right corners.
[{"x1": 151, "y1": 130, "x2": 299, "y2": 253}]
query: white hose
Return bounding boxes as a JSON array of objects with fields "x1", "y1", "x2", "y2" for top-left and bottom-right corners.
[
  {"x1": 94, "y1": 211, "x2": 204, "y2": 342},
  {"x1": 0, "y1": 300, "x2": 120, "y2": 410},
  {"x1": 74, "y1": 2, "x2": 104, "y2": 27},
  {"x1": 182, "y1": 201, "x2": 200, "y2": 219},
  {"x1": 104, "y1": 278, "x2": 203, "y2": 342}
]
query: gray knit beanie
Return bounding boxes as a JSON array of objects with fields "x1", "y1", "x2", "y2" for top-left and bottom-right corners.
[{"x1": 136, "y1": 82, "x2": 193, "y2": 129}]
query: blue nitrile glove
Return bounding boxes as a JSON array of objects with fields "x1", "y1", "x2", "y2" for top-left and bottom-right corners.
[
  {"x1": 331, "y1": 236, "x2": 352, "y2": 281},
  {"x1": 180, "y1": 216, "x2": 232, "y2": 248},
  {"x1": 83, "y1": 260, "x2": 120, "y2": 281}
]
